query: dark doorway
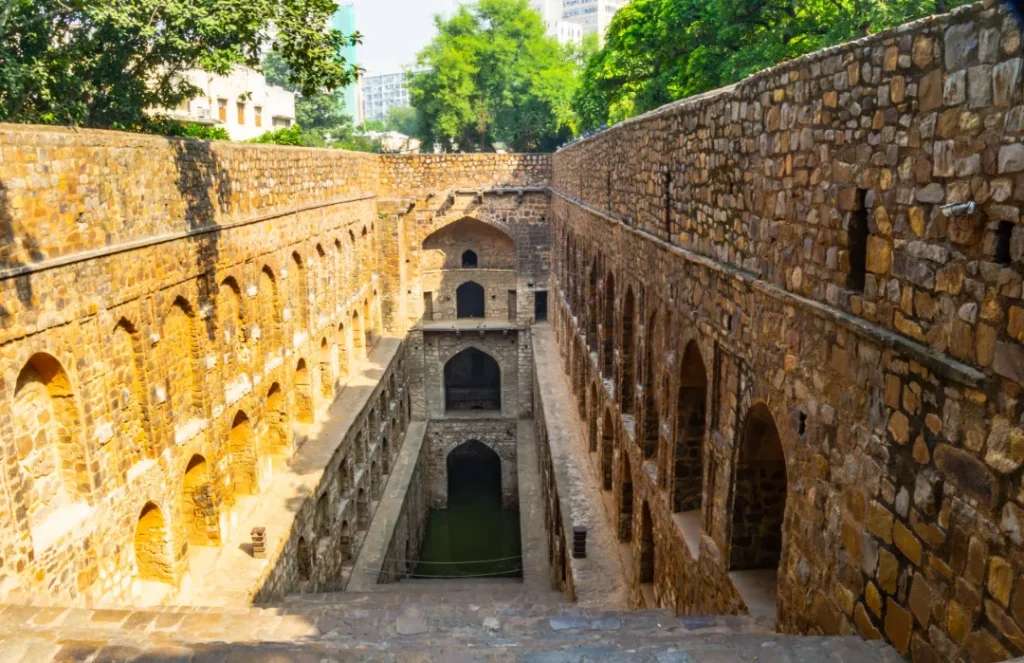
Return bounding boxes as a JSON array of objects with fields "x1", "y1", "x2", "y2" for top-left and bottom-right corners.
[
  {"x1": 444, "y1": 348, "x2": 500, "y2": 411},
  {"x1": 534, "y1": 290, "x2": 548, "y2": 321},
  {"x1": 415, "y1": 440, "x2": 521, "y2": 578},
  {"x1": 456, "y1": 281, "x2": 485, "y2": 318}
]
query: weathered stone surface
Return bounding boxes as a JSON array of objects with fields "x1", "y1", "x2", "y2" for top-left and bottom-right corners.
[{"x1": 934, "y1": 444, "x2": 999, "y2": 508}]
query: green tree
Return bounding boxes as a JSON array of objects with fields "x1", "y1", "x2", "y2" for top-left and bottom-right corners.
[
  {"x1": 384, "y1": 106, "x2": 421, "y2": 136},
  {"x1": 574, "y1": 0, "x2": 973, "y2": 131},
  {"x1": 409, "y1": 0, "x2": 580, "y2": 152},
  {"x1": 0, "y1": 0, "x2": 360, "y2": 131}
]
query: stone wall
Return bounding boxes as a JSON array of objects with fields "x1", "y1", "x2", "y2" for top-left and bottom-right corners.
[
  {"x1": 0, "y1": 124, "x2": 550, "y2": 607},
  {"x1": 424, "y1": 419, "x2": 520, "y2": 509},
  {"x1": 549, "y1": 2, "x2": 1024, "y2": 660}
]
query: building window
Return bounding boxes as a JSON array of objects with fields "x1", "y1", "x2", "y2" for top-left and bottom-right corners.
[
  {"x1": 461, "y1": 250, "x2": 478, "y2": 268},
  {"x1": 254, "y1": 106, "x2": 262, "y2": 128},
  {"x1": 217, "y1": 98, "x2": 227, "y2": 123},
  {"x1": 236, "y1": 101, "x2": 245, "y2": 125}
]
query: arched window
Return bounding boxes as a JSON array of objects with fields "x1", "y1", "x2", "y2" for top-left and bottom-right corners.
[
  {"x1": 461, "y1": 250, "x2": 478, "y2": 268},
  {"x1": 602, "y1": 273, "x2": 616, "y2": 377},
  {"x1": 730, "y1": 404, "x2": 787, "y2": 571},
  {"x1": 456, "y1": 281, "x2": 485, "y2": 318},
  {"x1": 263, "y1": 383, "x2": 289, "y2": 457},
  {"x1": 444, "y1": 347, "x2": 500, "y2": 411},
  {"x1": 600, "y1": 409, "x2": 614, "y2": 490},
  {"x1": 640, "y1": 501, "x2": 655, "y2": 584},
  {"x1": 620, "y1": 287, "x2": 636, "y2": 412}
]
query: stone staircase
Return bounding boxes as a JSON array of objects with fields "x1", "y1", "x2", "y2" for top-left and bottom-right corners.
[{"x1": 0, "y1": 580, "x2": 903, "y2": 661}]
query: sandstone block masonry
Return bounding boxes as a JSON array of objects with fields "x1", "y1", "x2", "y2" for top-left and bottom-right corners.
[
  {"x1": 550, "y1": 1, "x2": 1024, "y2": 660},
  {"x1": 0, "y1": 124, "x2": 548, "y2": 607}
]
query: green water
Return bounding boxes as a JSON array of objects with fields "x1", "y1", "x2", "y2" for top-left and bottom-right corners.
[{"x1": 414, "y1": 451, "x2": 522, "y2": 579}]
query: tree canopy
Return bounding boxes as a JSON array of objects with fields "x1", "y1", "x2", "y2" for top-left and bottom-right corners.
[
  {"x1": 0, "y1": 0, "x2": 360, "y2": 131},
  {"x1": 409, "y1": 0, "x2": 580, "y2": 152},
  {"x1": 574, "y1": 0, "x2": 973, "y2": 131}
]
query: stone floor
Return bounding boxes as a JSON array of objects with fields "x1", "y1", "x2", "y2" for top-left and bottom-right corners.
[
  {"x1": 530, "y1": 324, "x2": 630, "y2": 609},
  {"x1": 0, "y1": 580, "x2": 904, "y2": 662}
]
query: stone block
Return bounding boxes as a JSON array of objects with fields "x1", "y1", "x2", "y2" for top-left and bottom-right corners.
[
  {"x1": 933, "y1": 444, "x2": 999, "y2": 509},
  {"x1": 885, "y1": 598, "x2": 913, "y2": 654},
  {"x1": 893, "y1": 521, "x2": 923, "y2": 566},
  {"x1": 988, "y1": 556, "x2": 1013, "y2": 607}
]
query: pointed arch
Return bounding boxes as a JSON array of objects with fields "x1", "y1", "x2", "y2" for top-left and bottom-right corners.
[
  {"x1": 259, "y1": 265, "x2": 282, "y2": 350},
  {"x1": 14, "y1": 353, "x2": 89, "y2": 527},
  {"x1": 162, "y1": 297, "x2": 202, "y2": 422},
  {"x1": 586, "y1": 261, "x2": 599, "y2": 347},
  {"x1": 135, "y1": 502, "x2": 175, "y2": 584},
  {"x1": 620, "y1": 287, "x2": 636, "y2": 413},
  {"x1": 618, "y1": 451, "x2": 634, "y2": 542},
  {"x1": 602, "y1": 273, "x2": 616, "y2": 377},
  {"x1": 588, "y1": 381, "x2": 599, "y2": 451},
  {"x1": 639, "y1": 501, "x2": 655, "y2": 584},
  {"x1": 181, "y1": 455, "x2": 219, "y2": 546},
  {"x1": 641, "y1": 310, "x2": 660, "y2": 459},
  {"x1": 601, "y1": 409, "x2": 614, "y2": 490},
  {"x1": 228, "y1": 410, "x2": 257, "y2": 496},
  {"x1": 351, "y1": 310, "x2": 365, "y2": 359},
  {"x1": 295, "y1": 358, "x2": 313, "y2": 423},
  {"x1": 730, "y1": 404, "x2": 787, "y2": 571},
  {"x1": 217, "y1": 277, "x2": 245, "y2": 373},
  {"x1": 111, "y1": 318, "x2": 153, "y2": 476},
  {"x1": 319, "y1": 337, "x2": 333, "y2": 399},
  {"x1": 336, "y1": 321, "x2": 349, "y2": 379},
  {"x1": 674, "y1": 341, "x2": 708, "y2": 513},
  {"x1": 263, "y1": 382, "x2": 290, "y2": 456},
  {"x1": 291, "y1": 251, "x2": 309, "y2": 329},
  {"x1": 456, "y1": 281, "x2": 485, "y2": 318},
  {"x1": 444, "y1": 347, "x2": 501, "y2": 411},
  {"x1": 422, "y1": 217, "x2": 516, "y2": 270}
]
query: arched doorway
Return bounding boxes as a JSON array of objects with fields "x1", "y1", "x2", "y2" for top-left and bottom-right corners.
[
  {"x1": 730, "y1": 404, "x2": 787, "y2": 571},
  {"x1": 447, "y1": 440, "x2": 502, "y2": 507},
  {"x1": 444, "y1": 347, "x2": 501, "y2": 411},
  {"x1": 415, "y1": 440, "x2": 520, "y2": 578},
  {"x1": 673, "y1": 341, "x2": 707, "y2": 513},
  {"x1": 228, "y1": 410, "x2": 257, "y2": 496},
  {"x1": 456, "y1": 281, "x2": 485, "y2": 318},
  {"x1": 297, "y1": 536, "x2": 312, "y2": 581},
  {"x1": 181, "y1": 455, "x2": 219, "y2": 546},
  {"x1": 461, "y1": 250, "x2": 478, "y2": 267},
  {"x1": 602, "y1": 273, "x2": 615, "y2": 377},
  {"x1": 641, "y1": 311, "x2": 660, "y2": 459},
  {"x1": 640, "y1": 501, "x2": 655, "y2": 585},
  {"x1": 135, "y1": 502, "x2": 175, "y2": 584}
]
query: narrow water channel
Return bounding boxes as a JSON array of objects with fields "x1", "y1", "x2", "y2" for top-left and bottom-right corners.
[{"x1": 414, "y1": 440, "x2": 521, "y2": 578}]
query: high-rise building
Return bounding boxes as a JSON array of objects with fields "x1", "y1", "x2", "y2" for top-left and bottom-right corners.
[
  {"x1": 530, "y1": 0, "x2": 584, "y2": 45},
  {"x1": 331, "y1": 3, "x2": 364, "y2": 124},
  {"x1": 362, "y1": 72, "x2": 413, "y2": 123}
]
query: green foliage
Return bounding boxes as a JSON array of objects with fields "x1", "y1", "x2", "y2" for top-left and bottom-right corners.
[
  {"x1": 249, "y1": 123, "x2": 382, "y2": 153},
  {"x1": 0, "y1": 0, "x2": 360, "y2": 130},
  {"x1": 384, "y1": 106, "x2": 421, "y2": 136},
  {"x1": 250, "y1": 125, "x2": 315, "y2": 147},
  {"x1": 146, "y1": 119, "x2": 231, "y2": 141},
  {"x1": 574, "y1": 0, "x2": 974, "y2": 131},
  {"x1": 409, "y1": 0, "x2": 580, "y2": 152}
]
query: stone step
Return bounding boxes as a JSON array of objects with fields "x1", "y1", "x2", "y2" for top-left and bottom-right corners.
[{"x1": 0, "y1": 594, "x2": 904, "y2": 662}]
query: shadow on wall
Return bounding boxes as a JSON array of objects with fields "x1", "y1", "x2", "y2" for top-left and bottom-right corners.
[
  {"x1": 0, "y1": 179, "x2": 43, "y2": 312},
  {"x1": 171, "y1": 138, "x2": 232, "y2": 343}
]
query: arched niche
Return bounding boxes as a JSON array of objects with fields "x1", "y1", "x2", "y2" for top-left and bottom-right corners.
[
  {"x1": 421, "y1": 218, "x2": 516, "y2": 270},
  {"x1": 456, "y1": 281, "x2": 485, "y2": 318},
  {"x1": 444, "y1": 347, "x2": 501, "y2": 411}
]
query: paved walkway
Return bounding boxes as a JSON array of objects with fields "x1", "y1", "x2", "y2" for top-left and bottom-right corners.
[
  {"x1": 531, "y1": 324, "x2": 630, "y2": 609},
  {"x1": 176, "y1": 338, "x2": 403, "y2": 608},
  {"x1": 516, "y1": 419, "x2": 553, "y2": 593}
]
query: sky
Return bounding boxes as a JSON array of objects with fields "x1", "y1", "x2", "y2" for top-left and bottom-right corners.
[{"x1": 349, "y1": 0, "x2": 467, "y2": 76}]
